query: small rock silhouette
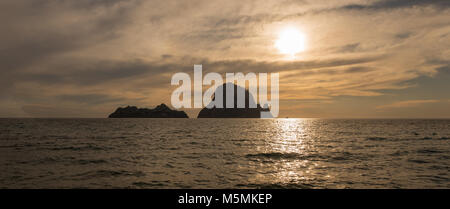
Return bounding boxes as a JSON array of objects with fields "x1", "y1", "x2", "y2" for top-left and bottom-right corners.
[{"x1": 108, "y1": 104, "x2": 188, "y2": 118}]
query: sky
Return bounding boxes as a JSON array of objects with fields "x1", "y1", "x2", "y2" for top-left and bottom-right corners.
[{"x1": 0, "y1": 0, "x2": 449, "y2": 118}]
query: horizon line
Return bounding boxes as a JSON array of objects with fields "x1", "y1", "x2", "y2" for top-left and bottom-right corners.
[{"x1": 1, "y1": 117, "x2": 450, "y2": 120}]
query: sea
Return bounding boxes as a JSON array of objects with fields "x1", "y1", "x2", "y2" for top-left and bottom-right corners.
[{"x1": 0, "y1": 118, "x2": 449, "y2": 189}]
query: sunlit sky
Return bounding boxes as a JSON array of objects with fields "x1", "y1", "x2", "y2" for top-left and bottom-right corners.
[{"x1": 0, "y1": 0, "x2": 449, "y2": 118}]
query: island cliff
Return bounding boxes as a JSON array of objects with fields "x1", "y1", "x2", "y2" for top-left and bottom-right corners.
[
  {"x1": 197, "y1": 83, "x2": 271, "y2": 118},
  {"x1": 108, "y1": 103, "x2": 188, "y2": 118}
]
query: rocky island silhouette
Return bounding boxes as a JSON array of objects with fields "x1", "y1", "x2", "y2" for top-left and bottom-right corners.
[
  {"x1": 108, "y1": 103, "x2": 188, "y2": 118},
  {"x1": 109, "y1": 84, "x2": 271, "y2": 118},
  {"x1": 197, "y1": 83, "x2": 270, "y2": 118}
]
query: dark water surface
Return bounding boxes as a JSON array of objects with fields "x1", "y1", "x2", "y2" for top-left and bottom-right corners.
[{"x1": 0, "y1": 118, "x2": 449, "y2": 188}]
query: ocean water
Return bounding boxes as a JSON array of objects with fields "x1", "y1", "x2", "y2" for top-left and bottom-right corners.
[{"x1": 0, "y1": 118, "x2": 449, "y2": 189}]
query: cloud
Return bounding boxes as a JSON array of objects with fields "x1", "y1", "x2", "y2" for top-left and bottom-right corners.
[
  {"x1": 10, "y1": 55, "x2": 382, "y2": 88},
  {"x1": 340, "y1": 0, "x2": 450, "y2": 11},
  {"x1": 55, "y1": 93, "x2": 127, "y2": 105},
  {"x1": 336, "y1": 43, "x2": 361, "y2": 53},
  {"x1": 0, "y1": 0, "x2": 139, "y2": 70},
  {"x1": 200, "y1": 56, "x2": 383, "y2": 74},
  {"x1": 0, "y1": 0, "x2": 449, "y2": 117},
  {"x1": 376, "y1": 99, "x2": 440, "y2": 109},
  {"x1": 395, "y1": 32, "x2": 413, "y2": 40},
  {"x1": 21, "y1": 104, "x2": 104, "y2": 118},
  {"x1": 20, "y1": 59, "x2": 157, "y2": 85},
  {"x1": 0, "y1": 0, "x2": 141, "y2": 95}
]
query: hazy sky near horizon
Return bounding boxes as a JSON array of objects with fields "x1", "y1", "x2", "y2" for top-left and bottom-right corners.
[{"x1": 0, "y1": 0, "x2": 449, "y2": 118}]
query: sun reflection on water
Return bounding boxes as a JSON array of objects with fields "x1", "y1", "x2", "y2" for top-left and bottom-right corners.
[
  {"x1": 251, "y1": 118, "x2": 323, "y2": 187},
  {"x1": 272, "y1": 118, "x2": 306, "y2": 153}
]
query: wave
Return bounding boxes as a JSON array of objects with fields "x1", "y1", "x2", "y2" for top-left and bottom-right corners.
[
  {"x1": 47, "y1": 144, "x2": 107, "y2": 151},
  {"x1": 366, "y1": 137, "x2": 388, "y2": 141},
  {"x1": 365, "y1": 136, "x2": 443, "y2": 142},
  {"x1": 132, "y1": 181, "x2": 167, "y2": 188},
  {"x1": 389, "y1": 150, "x2": 409, "y2": 156},
  {"x1": 235, "y1": 183, "x2": 314, "y2": 189},
  {"x1": 245, "y1": 152, "x2": 304, "y2": 160},
  {"x1": 74, "y1": 169, "x2": 146, "y2": 179},
  {"x1": 76, "y1": 159, "x2": 108, "y2": 165},
  {"x1": 245, "y1": 151, "x2": 366, "y2": 162},
  {"x1": 408, "y1": 159, "x2": 430, "y2": 164},
  {"x1": 416, "y1": 149, "x2": 443, "y2": 154}
]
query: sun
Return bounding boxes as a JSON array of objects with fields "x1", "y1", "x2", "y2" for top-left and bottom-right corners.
[{"x1": 275, "y1": 27, "x2": 306, "y2": 58}]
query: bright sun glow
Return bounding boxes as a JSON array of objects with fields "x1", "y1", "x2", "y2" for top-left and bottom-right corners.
[{"x1": 275, "y1": 27, "x2": 306, "y2": 58}]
